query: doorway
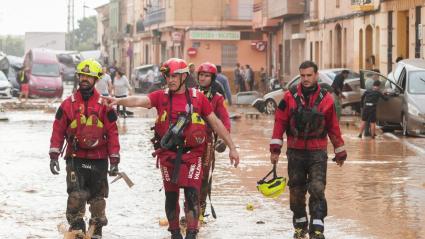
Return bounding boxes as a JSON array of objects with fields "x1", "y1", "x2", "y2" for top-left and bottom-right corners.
[
  {"x1": 397, "y1": 10, "x2": 409, "y2": 59},
  {"x1": 335, "y1": 24, "x2": 342, "y2": 68},
  {"x1": 365, "y1": 25, "x2": 373, "y2": 69}
]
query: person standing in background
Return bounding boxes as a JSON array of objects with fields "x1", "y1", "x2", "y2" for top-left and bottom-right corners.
[
  {"x1": 113, "y1": 70, "x2": 132, "y2": 118},
  {"x1": 17, "y1": 67, "x2": 29, "y2": 103},
  {"x1": 234, "y1": 63, "x2": 244, "y2": 93},
  {"x1": 96, "y1": 67, "x2": 113, "y2": 96},
  {"x1": 215, "y1": 65, "x2": 232, "y2": 105},
  {"x1": 245, "y1": 65, "x2": 254, "y2": 91},
  {"x1": 186, "y1": 63, "x2": 198, "y2": 88}
]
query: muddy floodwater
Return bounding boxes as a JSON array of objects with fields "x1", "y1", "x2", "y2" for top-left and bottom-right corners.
[{"x1": 0, "y1": 107, "x2": 424, "y2": 238}]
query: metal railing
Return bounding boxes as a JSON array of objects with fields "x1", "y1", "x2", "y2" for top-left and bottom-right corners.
[
  {"x1": 144, "y1": 7, "x2": 165, "y2": 26},
  {"x1": 351, "y1": 0, "x2": 372, "y2": 4},
  {"x1": 224, "y1": 3, "x2": 253, "y2": 20}
]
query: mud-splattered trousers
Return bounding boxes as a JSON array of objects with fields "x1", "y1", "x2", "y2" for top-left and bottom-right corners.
[
  {"x1": 160, "y1": 153, "x2": 203, "y2": 233},
  {"x1": 287, "y1": 149, "x2": 328, "y2": 233},
  {"x1": 66, "y1": 157, "x2": 109, "y2": 231},
  {"x1": 199, "y1": 133, "x2": 216, "y2": 217}
]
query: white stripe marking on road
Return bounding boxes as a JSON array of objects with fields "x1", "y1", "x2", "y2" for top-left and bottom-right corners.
[{"x1": 383, "y1": 133, "x2": 425, "y2": 155}]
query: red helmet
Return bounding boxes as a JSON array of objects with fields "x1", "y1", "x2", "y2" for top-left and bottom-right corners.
[
  {"x1": 160, "y1": 58, "x2": 189, "y2": 77},
  {"x1": 197, "y1": 62, "x2": 217, "y2": 77}
]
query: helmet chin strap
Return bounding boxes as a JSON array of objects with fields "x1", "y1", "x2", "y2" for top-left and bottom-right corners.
[
  {"x1": 171, "y1": 73, "x2": 188, "y2": 93},
  {"x1": 78, "y1": 75, "x2": 96, "y2": 100}
]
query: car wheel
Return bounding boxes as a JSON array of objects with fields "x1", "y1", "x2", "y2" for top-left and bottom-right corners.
[
  {"x1": 377, "y1": 121, "x2": 394, "y2": 133},
  {"x1": 352, "y1": 103, "x2": 361, "y2": 114},
  {"x1": 265, "y1": 99, "x2": 277, "y2": 114},
  {"x1": 402, "y1": 114, "x2": 409, "y2": 136}
]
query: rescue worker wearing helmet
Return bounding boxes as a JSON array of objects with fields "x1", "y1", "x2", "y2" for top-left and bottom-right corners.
[
  {"x1": 196, "y1": 62, "x2": 231, "y2": 222},
  {"x1": 269, "y1": 61, "x2": 347, "y2": 239},
  {"x1": 102, "y1": 58, "x2": 239, "y2": 239},
  {"x1": 49, "y1": 59, "x2": 121, "y2": 239}
]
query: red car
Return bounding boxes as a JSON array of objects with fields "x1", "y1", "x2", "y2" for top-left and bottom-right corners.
[{"x1": 24, "y1": 48, "x2": 63, "y2": 98}]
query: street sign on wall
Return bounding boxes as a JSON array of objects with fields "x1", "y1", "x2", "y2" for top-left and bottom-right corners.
[
  {"x1": 189, "y1": 31, "x2": 240, "y2": 40},
  {"x1": 187, "y1": 47, "x2": 197, "y2": 57}
]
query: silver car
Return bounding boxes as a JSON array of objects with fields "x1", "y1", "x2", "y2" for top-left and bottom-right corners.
[
  {"x1": 131, "y1": 64, "x2": 162, "y2": 93},
  {"x1": 0, "y1": 71, "x2": 12, "y2": 99},
  {"x1": 253, "y1": 68, "x2": 361, "y2": 114},
  {"x1": 360, "y1": 59, "x2": 425, "y2": 136}
]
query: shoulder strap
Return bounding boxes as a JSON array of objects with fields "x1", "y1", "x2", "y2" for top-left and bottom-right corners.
[
  {"x1": 313, "y1": 88, "x2": 328, "y2": 108},
  {"x1": 289, "y1": 85, "x2": 303, "y2": 107}
]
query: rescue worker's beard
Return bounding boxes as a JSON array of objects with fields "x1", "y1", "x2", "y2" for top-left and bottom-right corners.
[
  {"x1": 301, "y1": 83, "x2": 318, "y2": 95},
  {"x1": 79, "y1": 80, "x2": 95, "y2": 101},
  {"x1": 301, "y1": 83, "x2": 318, "y2": 104}
]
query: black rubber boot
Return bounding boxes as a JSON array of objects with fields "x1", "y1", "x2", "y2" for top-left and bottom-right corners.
[
  {"x1": 170, "y1": 229, "x2": 183, "y2": 239},
  {"x1": 185, "y1": 230, "x2": 198, "y2": 239},
  {"x1": 310, "y1": 230, "x2": 325, "y2": 239},
  {"x1": 69, "y1": 219, "x2": 86, "y2": 233},
  {"x1": 92, "y1": 226, "x2": 102, "y2": 239},
  {"x1": 293, "y1": 228, "x2": 308, "y2": 239}
]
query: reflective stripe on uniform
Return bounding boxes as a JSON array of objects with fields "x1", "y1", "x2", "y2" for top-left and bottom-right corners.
[
  {"x1": 312, "y1": 219, "x2": 324, "y2": 226},
  {"x1": 335, "y1": 146, "x2": 345, "y2": 153},
  {"x1": 295, "y1": 217, "x2": 307, "y2": 223},
  {"x1": 270, "y1": 138, "x2": 283, "y2": 146},
  {"x1": 49, "y1": 148, "x2": 61, "y2": 154},
  {"x1": 110, "y1": 154, "x2": 120, "y2": 158}
]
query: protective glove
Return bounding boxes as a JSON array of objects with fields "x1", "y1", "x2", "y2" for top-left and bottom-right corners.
[
  {"x1": 109, "y1": 164, "x2": 119, "y2": 177},
  {"x1": 332, "y1": 150, "x2": 347, "y2": 162},
  {"x1": 269, "y1": 144, "x2": 281, "y2": 155},
  {"x1": 109, "y1": 155, "x2": 120, "y2": 177},
  {"x1": 49, "y1": 153, "x2": 60, "y2": 175}
]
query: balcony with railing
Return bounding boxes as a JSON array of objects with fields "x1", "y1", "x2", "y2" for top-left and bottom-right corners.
[
  {"x1": 267, "y1": 0, "x2": 304, "y2": 19},
  {"x1": 351, "y1": 0, "x2": 374, "y2": 11},
  {"x1": 252, "y1": 0, "x2": 280, "y2": 29},
  {"x1": 143, "y1": 7, "x2": 165, "y2": 27},
  {"x1": 224, "y1": 2, "x2": 253, "y2": 21}
]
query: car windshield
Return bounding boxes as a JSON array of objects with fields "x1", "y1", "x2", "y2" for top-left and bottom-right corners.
[
  {"x1": 326, "y1": 70, "x2": 360, "y2": 80},
  {"x1": 408, "y1": 71, "x2": 425, "y2": 94},
  {"x1": 0, "y1": 71, "x2": 7, "y2": 81},
  {"x1": 32, "y1": 63, "x2": 60, "y2": 77},
  {"x1": 137, "y1": 68, "x2": 151, "y2": 76}
]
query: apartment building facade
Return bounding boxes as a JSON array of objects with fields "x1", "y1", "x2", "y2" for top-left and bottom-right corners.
[
  {"x1": 98, "y1": 0, "x2": 425, "y2": 82},
  {"x1": 305, "y1": 0, "x2": 425, "y2": 75},
  {"x1": 98, "y1": 0, "x2": 268, "y2": 84}
]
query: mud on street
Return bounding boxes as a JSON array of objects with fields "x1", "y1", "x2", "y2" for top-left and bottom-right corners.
[{"x1": 0, "y1": 97, "x2": 425, "y2": 239}]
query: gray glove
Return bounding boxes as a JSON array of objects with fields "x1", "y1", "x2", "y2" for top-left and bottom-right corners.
[
  {"x1": 109, "y1": 164, "x2": 119, "y2": 177},
  {"x1": 50, "y1": 159, "x2": 60, "y2": 175}
]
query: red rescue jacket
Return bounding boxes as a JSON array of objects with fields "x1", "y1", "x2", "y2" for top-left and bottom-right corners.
[
  {"x1": 49, "y1": 90, "x2": 120, "y2": 160},
  {"x1": 270, "y1": 83, "x2": 345, "y2": 153},
  {"x1": 153, "y1": 88, "x2": 209, "y2": 162},
  {"x1": 204, "y1": 91, "x2": 231, "y2": 136}
]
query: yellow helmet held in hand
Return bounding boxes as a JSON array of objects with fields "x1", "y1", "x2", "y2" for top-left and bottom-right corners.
[
  {"x1": 257, "y1": 164, "x2": 286, "y2": 198},
  {"x1": 76, "y1": 59, "x2": 103, "y2": 79}
]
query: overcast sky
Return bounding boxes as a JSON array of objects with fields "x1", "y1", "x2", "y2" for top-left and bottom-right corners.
[{"x1": 0, "y1": 0, "x2": 109, "y2": 35}]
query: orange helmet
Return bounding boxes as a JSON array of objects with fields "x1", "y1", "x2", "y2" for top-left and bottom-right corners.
[
  {"x1": 197, "y1": 62, "x2": 217, "y2": 80},
  {"x1": 160, "y1": 58, "x2": 189, "y2": 77}
]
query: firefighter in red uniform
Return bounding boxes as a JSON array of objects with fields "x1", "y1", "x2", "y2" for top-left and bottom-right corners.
[
  {"x1": 269, "y1": 61, "x2": 347, "y2": 239},
  {"x1": 49, "y1": 59, "x2": 120, "y2": 239},
  {"x1": 102, "y1": 58, "x2": 239, "y2": 239},
  {"x1": 196, "y1": 62, "x2": 231, "y2": 222}
]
